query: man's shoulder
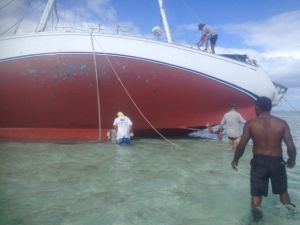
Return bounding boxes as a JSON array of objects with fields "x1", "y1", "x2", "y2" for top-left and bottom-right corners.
[
  {"x1": 126, "y1": 116, "x2": 133, "y2": 124},
  {"x1": 226, "y1": 110, "x2": 240, "y2": 116},
  {"x1": 270, "y1": 115, "x2": 288, "y2": 126},
  {"x1": 248, "y1": 114, "x2": 287, "y2": 126},
  {"x1": 246, "y1": 117, "x2": 259, "y2": 126}
]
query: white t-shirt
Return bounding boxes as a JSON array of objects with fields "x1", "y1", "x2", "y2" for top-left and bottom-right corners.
[
  {"x1": 113, "y1": 116, "x2": 133, "y2": 139},
  {"x1": 202, "y1": 25, "x2": 217, "y2": 38},
  {"x1": 220, "y1": 110, "x2": 246, "y2": 138}
]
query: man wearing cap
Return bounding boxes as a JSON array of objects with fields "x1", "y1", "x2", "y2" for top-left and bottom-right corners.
[
  {"x1": 196, "y1": 23, "x2": 218, "y2": 54},
  {"x1": 219, "y1": 104, "x2": 246, "y2": 151},
  {"x1": 113, "y1": 112, "x2": 133, "y2": 144}
]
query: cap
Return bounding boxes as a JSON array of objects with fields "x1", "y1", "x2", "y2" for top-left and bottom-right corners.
[
  {"x1": 117, "y1": 112, "x2": 124, "y2": 117},
  {"x1": 198, "y1": 23, "x2": 205, "y2": 29}
]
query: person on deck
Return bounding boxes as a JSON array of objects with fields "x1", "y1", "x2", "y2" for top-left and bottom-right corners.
[
  {"x1": 219, "y1": 104, "x2": 246, "y2": 150},
  {"x1": 196, "y1": 23, "x2": 218, "y2": 54},
  {"x1": 231, "y1": 96, "x2": 297, "y2": 218},
  {"x1": 113, "y1": 112, "x2": 133, "y2": 144}
]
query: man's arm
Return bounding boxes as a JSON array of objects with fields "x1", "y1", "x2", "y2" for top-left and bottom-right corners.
[
  {"x1": 113, "y1": 119, "x2": 118, "y2": 131},
  {"x1": 283, "y1": 122, "x2": 297, "y2": 168},
  {"x1": 239, "y1": 113, "x2": 246, "y2": 124},
  {"x1": 196, "y1": 35, "x2": 206, "y2": 48},
  {"x1": 219, "y1": 116, "x2": 226, "y2": 133},
  {"x1": 128, "y1": 118, "x2": 134, "y2": 137},
  {"x1": 231, "y1": 122, "x2": 251, "y2": 170}
]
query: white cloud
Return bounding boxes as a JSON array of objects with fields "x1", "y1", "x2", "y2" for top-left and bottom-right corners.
[
  {"x1": 0, "y1": 0, "x2": 140, "y2": 35},
  {"x1": 0, "y1": 0, "x2": 44, "y2": 34},
  {"x1": 220, "y1": 10, "x2": 300, "y2": 93},
  {"x1": 187, "y1": 10, "x2": 300, "y2": 110},
  {"x1": 223, "y1": 10, "x2": 300, "y2": 52},
  {"x1": 85, "y1": 0, "x2": 117, "y2": 22}
]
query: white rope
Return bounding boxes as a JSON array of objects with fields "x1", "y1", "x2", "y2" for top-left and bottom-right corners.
[
  {"x1": 93, "y1": 36, "x2": 183, "y2": 150},
  {"x1": 90, "y1": 29, "x2": 102, "y2": 142}
]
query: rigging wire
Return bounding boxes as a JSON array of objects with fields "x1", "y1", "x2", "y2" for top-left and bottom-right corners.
[
  {"x1": 0, "y1": 0, "x2": 36, "y2": 35},
  {"x1": 169, "y1": 0, "x2": 193, "y2": 44},
  {"x1": 92, "y1": 34, "x2": 183, "y2": 150},
  {"x1": 282, "y1": 97, "x2": 300, "y2": 114},
  {"x1": 179, "y1": 0, "x2": 203, "y2": 46},
  {"x1": 12, "y1": 0, "x2": 33, "y2": 34},
  {"x1": 0, "y1": 0, "x2": 17, "y2": 10},
  {"x1": 90, "y1": 29, "x2": 102, "y2": 142}
]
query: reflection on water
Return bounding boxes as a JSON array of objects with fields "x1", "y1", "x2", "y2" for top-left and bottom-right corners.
[{"x1": 0, "y1": 112, "x2": 299, "y2": 225}]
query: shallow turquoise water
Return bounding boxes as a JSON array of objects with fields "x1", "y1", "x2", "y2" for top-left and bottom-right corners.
[{"x1": 0, "y1": 112, "x2": 299, "y2": 225}]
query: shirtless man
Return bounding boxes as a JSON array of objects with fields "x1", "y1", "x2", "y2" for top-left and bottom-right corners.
[{"x1": 231, "y1": 96, "x2": 296, "y2": 210}]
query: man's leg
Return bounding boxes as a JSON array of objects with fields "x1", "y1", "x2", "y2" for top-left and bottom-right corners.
[
  {"x1": 228, "y1": 139, "x2": 234, "y2": 150},
  {"x1": 251, "y1": 196, "x2": 263, "y2": 221},
  {"x1": 280, "y1": 192, "x2": 291, "y2": 205},
  {"x1": 252, "y1": 196, "x2": 263, "y2": 208},
  {"x1": 211, "y1": 44, "x2": 215, "y2": 54},
  {"x1": 233, "y1": 137, "x2": 241, "y2": 150},
  {"x1": 210, "y1": 36, "x2": 217, "y2": 54},
  {"x1": 204, "y1": 39, "x2": 209, "y2": 51}
]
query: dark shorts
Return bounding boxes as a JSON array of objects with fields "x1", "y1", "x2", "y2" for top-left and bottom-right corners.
[
  {"x1": 209, "y1": 34, "x2": 218, "y2": 45},
  {"x1": 250, "y1": 154, "x2": 287, "y2": 196},
  {"x1": 228, "y1": 136, "x2": 239, "y2": 141},
  {"x1": 116, "y1": 137, "x2": 131, "y2": 144}
]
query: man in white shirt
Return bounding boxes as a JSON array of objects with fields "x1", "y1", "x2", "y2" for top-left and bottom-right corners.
[
  {"x1": 196, "y1": 23, "x2": 218, "y2": 54},
  {"x1": 220, "y1": 104, "x2": 246, "y2": 150},
  {"x1": 113, "y1": 112, "x2": 133, "y2": 144}
]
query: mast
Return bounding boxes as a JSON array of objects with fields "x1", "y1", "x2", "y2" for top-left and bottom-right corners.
[
  {"x1": 158, "y1": 0, "x2": 173, "y2": 43},
  {"x1": 36, "y1": 0, "x2": 57, "y2": 32}
]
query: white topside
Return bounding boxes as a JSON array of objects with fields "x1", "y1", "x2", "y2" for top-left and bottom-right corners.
[{"x1": 0, "y1": 32, "x2": 277, "y2": 101}]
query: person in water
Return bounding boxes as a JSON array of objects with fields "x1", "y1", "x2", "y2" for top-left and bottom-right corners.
[
  {"x1": 206, "y1": 122, "x2": 223, "y2": 142},
  {"x1": 231, "y1": 96, "x2": 297, "y2": 214},
  {"x1": 219, "y1": 104, "x2": 246, "y2": 151},
  {"x1": 113, "y1": 112, "x2": 133, "y2": 144}
]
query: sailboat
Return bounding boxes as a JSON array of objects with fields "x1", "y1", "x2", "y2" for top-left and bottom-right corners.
[{"x1": 0, "y1": 0, "x2": 287, "y2": 141}]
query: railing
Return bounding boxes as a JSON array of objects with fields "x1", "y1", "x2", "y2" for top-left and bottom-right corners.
[
  {"x1": 219, "y1": 54, "x2": 259, "y2": 67},
  {"x1": 273, "y1": 82, "x2": 288, "y2": 95},
  {"x1": 272, "y1": 81, "x2": 288, "y2": 106}
]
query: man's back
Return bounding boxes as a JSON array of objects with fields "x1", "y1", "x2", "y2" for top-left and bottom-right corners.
[
  {"x1": 232, "y1": 96, "x2": 297, "y2": 209},
  {"x1": 248, "y1": 113, "x2": 289, "y2": 156},
  {"x1": 221, "y1": 109, "x2": 245, "y2": 138}
]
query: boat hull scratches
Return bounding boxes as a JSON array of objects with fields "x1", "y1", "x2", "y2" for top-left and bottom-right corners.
[
  {"x1": 0, "y1": 51, "x2": 259, "y2": 100},
  {"x1": 0, "y1": 53, "x2": 256, "y2": 141}
]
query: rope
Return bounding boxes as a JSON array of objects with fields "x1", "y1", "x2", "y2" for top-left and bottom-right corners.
[
  {"x1": 0, "y1": 0, "x2": 17, "y2": 10},
  {"x1": 283, "y1": 97, "x2": 300, "y2": 114},
  {"x1": 0, "y1": 0, "x2": 35, "y2": 35},
  {"x1": 90, "y1": 29, "x2": 102, "y2": 142},
  {"x1": 93, "y1": 35, "x2": 183, "y2": 150}
]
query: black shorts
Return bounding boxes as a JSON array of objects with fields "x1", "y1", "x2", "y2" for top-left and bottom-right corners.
[
  {"x1": 250, "y1": 154, "x2": 287, "y2": 196},
  {"x1": 228, "y1": 136, "x2": 239, "y2": 141},
  {"x1": 209, "y1": 34, "x2": 218, "y2": 45}
]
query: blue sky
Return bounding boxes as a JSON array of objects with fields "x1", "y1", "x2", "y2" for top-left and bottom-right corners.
[{"x1": 1, "y1": 0, "x2": 300, "y2": 111}]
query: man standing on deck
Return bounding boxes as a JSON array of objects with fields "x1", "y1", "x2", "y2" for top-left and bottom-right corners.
[
  {"x1": 231, "y1": 96, "x2": 297, "y2": 213},
  {"x1": 219, "y1": 104, "x2": 246, "y2": 151},
  {"x1": 113, "y1": 112, "x2": 133, "y2": 144},
  {"x1": 196, "y1": 23, "x2": 218, "y2": 54}
]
